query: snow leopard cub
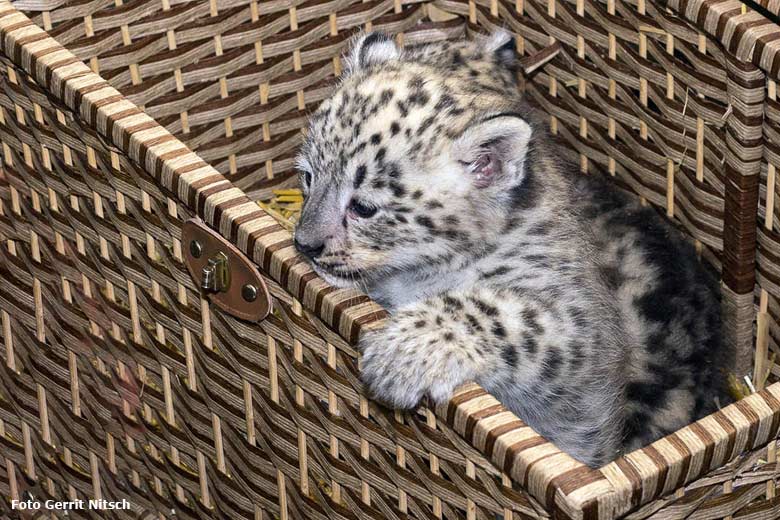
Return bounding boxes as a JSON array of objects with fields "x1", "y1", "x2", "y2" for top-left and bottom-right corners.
[{"x1": 294, "y1": 32, "x2": 732, "y2": 467}]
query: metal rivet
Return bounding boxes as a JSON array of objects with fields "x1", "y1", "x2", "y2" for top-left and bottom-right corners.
[
  {"x1": 242, "y1": 284, "x2": 258, "y2": 302},
  {"x1": 190, "y1": 240, "x2": 203, "y2": 258}
]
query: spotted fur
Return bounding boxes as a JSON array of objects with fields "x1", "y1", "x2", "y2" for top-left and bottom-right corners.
[{"x1": 294, "y1": 31, "x2": 733, "y2": 467}]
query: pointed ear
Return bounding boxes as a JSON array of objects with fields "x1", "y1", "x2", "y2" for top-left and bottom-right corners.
[
  {"x1": 344, "y1": 32, "x2": 401, "y2": 76},
  {"x1": 452, "y1": 115, "x2": 532, "y2": 188},
  {"x1": 478, "y1": 30, "x2": 518, "y2": 71}
]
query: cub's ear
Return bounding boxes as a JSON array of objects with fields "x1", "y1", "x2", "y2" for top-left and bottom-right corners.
[
  {"x1": 478, "y1": 30, "x2": 518, "y2": 71},
  {"x1": 452, "y1": 114, "x2": 532, "y2": 188},
  {"x1": 344, "y1": 32, "x2": 401, "y2": 76}
]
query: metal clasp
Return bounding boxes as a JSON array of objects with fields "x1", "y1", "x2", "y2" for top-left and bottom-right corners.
[
  {"x1": 201, "y1": 251, "x2": 230, "y2": 292},
  {"x1": 182, "y1": 219, "x2": 271, "y2": 322}
]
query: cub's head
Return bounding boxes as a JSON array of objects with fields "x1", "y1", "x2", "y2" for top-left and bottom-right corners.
[{"x1": 294, "y1": 32, "x2": 539, "y2": 288}]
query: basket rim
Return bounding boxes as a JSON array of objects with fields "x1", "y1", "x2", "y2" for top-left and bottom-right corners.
[
  {"x1": 660, "y1": 0, "x2": 780, "y2": 80},
  {"x1": 441, "y1": 381, "x2": 780, "y2": 519},
  {"x1": 0, "y1": 3, "x2": 778, "y2": 520}
]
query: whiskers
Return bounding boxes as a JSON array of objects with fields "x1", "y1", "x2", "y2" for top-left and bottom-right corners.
[{"x1": 314, "y1": 256, "x2": 371, "y2": 292}]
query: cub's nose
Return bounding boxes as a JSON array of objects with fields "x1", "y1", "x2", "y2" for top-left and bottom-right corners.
[{"x1": 294, "y1": 238, "x2": 325, "y2": 259}]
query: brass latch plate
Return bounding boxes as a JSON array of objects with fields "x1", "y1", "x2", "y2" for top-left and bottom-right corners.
[{"x1": 182, "y1": 219, "x2": 271, "y2": 322}]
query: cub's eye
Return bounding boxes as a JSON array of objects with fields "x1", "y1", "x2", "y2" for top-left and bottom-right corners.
[
  {"x1": 349, "y1": 199, "x2": 378, "y2": 218},
  {"x1": 302, "y1": 171, "x2": 312, "y2": 188}
]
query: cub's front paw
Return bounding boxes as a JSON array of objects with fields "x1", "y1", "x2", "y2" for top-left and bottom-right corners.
[{"x1": 358, "y1": 326, "x2": 463, "y2": 410}]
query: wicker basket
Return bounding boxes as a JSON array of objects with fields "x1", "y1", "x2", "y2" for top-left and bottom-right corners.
[{"x1": 0, "y1": 0, "x2": 778, "y2": 518}]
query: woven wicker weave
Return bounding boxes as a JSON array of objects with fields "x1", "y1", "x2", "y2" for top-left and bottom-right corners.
[{"x1": 0, "y1": 0, "x2": 778, "y2": 519}]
